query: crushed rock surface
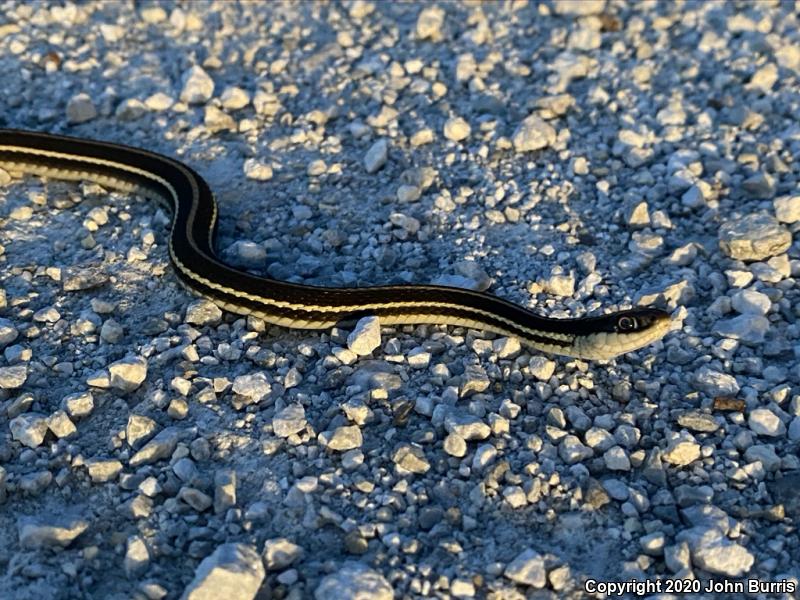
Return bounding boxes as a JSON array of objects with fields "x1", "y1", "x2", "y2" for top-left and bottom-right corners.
[{"x1": 1, "y1": 1, "x2": 800, "y2": 598}]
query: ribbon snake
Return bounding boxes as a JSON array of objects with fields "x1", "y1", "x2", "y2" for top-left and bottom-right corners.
[{"x1": 0, "y1": 129, "x2": 671, "y2": 360}]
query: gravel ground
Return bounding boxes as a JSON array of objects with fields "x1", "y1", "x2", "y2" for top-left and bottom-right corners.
[{"x1": 1, "y1": 1, "x2": 800, "y2": 598}]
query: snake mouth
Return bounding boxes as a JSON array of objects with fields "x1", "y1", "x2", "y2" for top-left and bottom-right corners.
[{"x1": 576, "y1": 311, "x2": 672, "y2": 360}]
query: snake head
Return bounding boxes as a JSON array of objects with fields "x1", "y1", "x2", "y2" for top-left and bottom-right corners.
[
  {"x1": 575, "y1": 308, "x2": 672, "y2": 360},
  {"x1": 613, "y1": 309, "x2": 668, "y2": 335}
]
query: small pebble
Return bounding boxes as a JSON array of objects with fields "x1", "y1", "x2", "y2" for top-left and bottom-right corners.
[
  {"x1": 180, "y1": 65, "x2": 215, "y2": 104},
  {"x1": 443, "y1": 116, "x2": 471, "y2": 142},
  {"x1": 364, "y1": 139, "x2": 388, "y2": 174},
  {"x1": 347, "y1": 316, "x2": 381, "y2": 356}
]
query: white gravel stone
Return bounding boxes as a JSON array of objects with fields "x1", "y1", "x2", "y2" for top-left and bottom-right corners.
[
  {"x1": 664, "y1": 541, "x2": 691, "y2": 573},
  {"x1": 87, "y1": 459, "x2": 123, "y2": 483},
  {"x1": 364, "y1": 139, "x2": 388, "y2": 174},
  {"x1": 450, "y1": 578, "x2": 476, "y2": 598},
  {"x1": 744, "y1": 444, "x2": 781, "y2": 471},
  {"x1": 410, "y1": 128, "x2": 434, "y2": 146},
  {"x1": 7, "y1": 4, "x2": 800, "y2": 594},
  {"x1": 681, "y1": 185, "x2": 707, "y2": 209},
  {"x1": 108, "y1": 356, "x2": 148, "y2": 392},
  {"x1": 98, "y1": 23, "x2": 124, "y2": 41},
  {"x1": 243, "y1": 158, "x2": 273, "y2": 181},
  {"x1": 504, "y1": 548, "x2": 547, "y2": 588},
  {"x1": 407, "y1": 347, "x2": 431, "y2": 368},
  {"x1": 443, "y1": 433, "x2": 467, "y2": 457},
  {"x1": 319, "y1": 425, "x2": 362, "y2": 451},
  {"x1": 569, "y1": 27, "x2": 601, "y2": 51},
  {"x1": 493, "y1": 337, "x2": 521, "y2": 359},
  {"x1": 444, "y1": 412, "x2": 490, "y2": 441},
  {"x1": 220, "y1": 86, "x2": 250, "y2": 110},
  {"x1": 542, "y1": 270, "x2": 575, "y2": 296},
  {"x1": 393, "y1": 444, "x2": 430, "y2": 474},
  {"x1": 602, "y1": 479, "x2": 629, "y2": 501},
  {"x1": 415, "y1": 5, "x2": 445, "y2": 41},
  {"x1": 125, "y1": 535, "x2": 150, "y2": 577},
  {"x1": 145, "y1": 91, "x2": 174, "y2": 111},
  {"x1": 315, "y1": 562, "x2": 393, "y2": 600},
  {"x1": 214, "y1": 469, "x2": 237, "y2": 514},
  {"x1": 528, "y1": 356, "x2": 556, "y2": 381},
  {"x1": 33, "y1": 306, "x2": 60, "y2": 323},
  {"x1": 625, "y1": 201, "x2": 650, "y2": 226},
  {"x1": 127, "y1": 414, "x2": 158, "y2": 448},
  {"x1": 512, "y1": 114, "x2": 556, "y2": 152},
  {"x1": 677, "y1": 411, "x2": 719, "y2": 433},
  {"x1": 712, "y1": 314, "x2": 770, "y2": 344},
  {"x1": 9, "y1": 413, "x2": 49, "y2": 448},
  {"x1": 776, "y1": 44, "x2": 800, "y2": 72},
  {"x1": 347, "y1": 316, "x2": 381, "y2": 356},
  {"x1": 472, "y1": 443, "x2": 497, "y2": 471},
  {"x1": 694, "y1": 541, "x2": 754, "y2": 577},
  {"x1": 100, "y1": 318, "x2": 124, "y2": 343},
  {"x1": 185, "y1": 299, "x2": 223, "y2": 326},
  {"x1": 743, "y1": 172, "x2": 774, "y2": 198},
  {"x1": 116, "y1": 98, "x2": 147, "y2": 121},
  {"x1": 203, "y1": 105, "x2": 235, "y2": 131},
  {"x1": 748, "y1": 63, "x2": 778, "y2": 93},
  {"x1": 718, "y1": 212, "x2": 792, "y2": 261},
  {"x1": 341, "y1": 449, "x2": 364, "y2": 470},
  {"x1": 47, "y1": 410, "x2": 76, "y2": 439},
  {"x1": 396, "y1": 184, "x2": 421, "y2": 203},
  {"x1": 0, "y1": 365, "x2": 27, "y2": 389},
  {"x1": 18, "y1": 515, "x2": 89, "y2": 549},
  {"x1": 231, "y1": 372, "x2": 272, "y2": 406},
  {"x1": 503, "y1": 486, "x2": 528, "y2": 509},
  {"x1": 253, "y1": 90, "x2": 280, "y2": 116},
  {"x1": 553, "y1": 0, "x2": 606, "y2": 15},
  {"x1": 179, "y1": 487, "x2": 213, "y2": 511},
  {"x1": 679, "y1": 528, "x2": 754, "y2": 577},
  {"x1": 307, "y1": 159, "x2": 327, "y2": 177},
  {"x1": 173, "y1": 459, "x2": 199, "y2": 485},
  {"x1": 262, "y1": 538, "x2": 303, "y2": 570},
  {"x1": 443, "y1": 116, "x2": 471, "y2": 142},
  {"x1": 662, "y1": 434, "x2": 701, "y2": 466},
  {"x1": 604, "y1": 446, "x2": 631, "y2": 471},
  {"x1": 272, "y1": 404, "x2": 307, "y2": 438},
  {"x1": 558, "y1": 435, "x2": 593, "y2": 464},
  {"x1": 342, "y1": 398, "x2": 371, "y2": 425},
  {"x1": 640, "y1": 532, "x2": 665, "y2": 556},
  {"x1": 130, "y1": 427, "x2": 181, "y2": 467},
  {"x1": 0, "y1": 318, "x2": 19, "y2": 348},
  {"x1": 731, "y1": 289, "x2": 771, "y2": 315},
  {"x1": 748, "y1": 408, "x2": 786, "y2": 437},
  {"x1": 461, "y1": 364, "x2": 490, "y2": 396},
  {"x1": 180, "y1": 543, "x2": 264, "y2": 600},
  {"x1": 773, "y1": 195, "x2": 800, "y2": 223},
  {"x1": 66, "y1": 93, "x2": 97, "y2": 124},
  {"x1": 62, "y1": 391, "x2": 94, "y2": 418},
  {"x1": 584, "y1": 427, "x2": 615, "y2": 452},
  {"x1": 788, "y1": 417, "x2": 800, "y2": 442},
  {"x1": 180, "y1": 65, "x2": 215, "y2": 105},
  {"x1": 692, "y1": 367, "x2": 739, "y2": 396},
  {"x1": 284, "y1": 367, "x2": 302, "y2": 388},
  {"x1": 276, "y1": 570, "x2": 298, "y2": 585}
]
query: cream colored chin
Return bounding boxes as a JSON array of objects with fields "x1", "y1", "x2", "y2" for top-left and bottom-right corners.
[{"x1": 576, "y1": 321, "x2": 671, "y2": 360}]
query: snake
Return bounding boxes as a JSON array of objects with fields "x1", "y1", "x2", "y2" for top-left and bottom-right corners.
[{"x1": 0, "y1": 129, "x2": 671, "y2": 360}]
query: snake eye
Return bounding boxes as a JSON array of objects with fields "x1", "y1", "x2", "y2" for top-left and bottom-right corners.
[{"x1": 617, "y1": 316, "x2": 637, "y2": 332}]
